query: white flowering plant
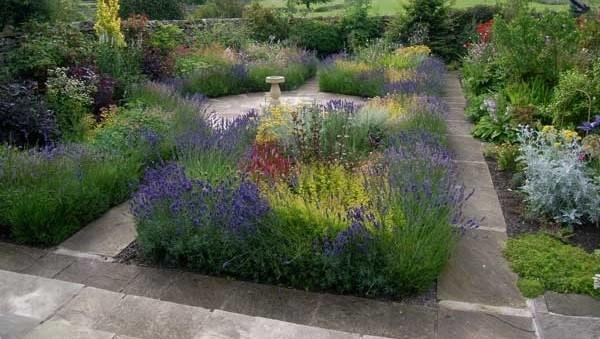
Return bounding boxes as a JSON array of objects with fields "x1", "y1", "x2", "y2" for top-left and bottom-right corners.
[{"x1": 518, "y1": 125, "x2": 600, "y2": 226}]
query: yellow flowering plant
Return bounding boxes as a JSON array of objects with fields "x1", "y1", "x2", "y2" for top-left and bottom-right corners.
[{"x1": 95, "y1": 0, "x2": 126, "y2": 47}]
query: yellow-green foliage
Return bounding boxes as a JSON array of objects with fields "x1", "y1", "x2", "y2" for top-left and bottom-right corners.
[
  {"x1": 95, "y1": 0, "x2": 125, "y2": 46},
  {"x1": 265, "y1": 163, "x2": 370, "y2": 234}
]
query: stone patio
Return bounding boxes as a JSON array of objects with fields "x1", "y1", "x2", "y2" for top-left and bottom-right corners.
[{"x1": 1, "y1": 74, "x2": 599, "y2": 338}]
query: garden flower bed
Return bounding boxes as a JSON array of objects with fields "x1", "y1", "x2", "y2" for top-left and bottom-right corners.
[
  {"x1": 460, "y1": 4, "x2": 600, "y2": 298},
  {"x1": 318, "y1": 44, "x2": 444, "y2": 97},
  {"x1": 174, "y1": 43, "x2": 318, "y2": 97},
  {"x1": 130, "y1": 55, "x2": 471, "y2": 298}
]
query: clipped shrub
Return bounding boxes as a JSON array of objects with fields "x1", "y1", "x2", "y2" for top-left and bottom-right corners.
[
  {"x1": 120, "y1": 0, "x2": 185, "y2": 20},
  {"x1": 243, "y1": 3, "x2": 288, "y2": 42},
  {"x1": 289, "y1": 19, "x2": 344, "y2": 56},
  {"x1": 0, "y1": 0, "x2": 80, "y2": 29}
]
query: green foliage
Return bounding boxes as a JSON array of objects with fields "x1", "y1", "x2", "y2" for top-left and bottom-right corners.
[
  {"x1": 120, "y1": 0, "x2": 185, "y2": 20},
  {"x1": 296, "y1": 0, "x2": 332, "y2": 8},
  {"x1": 341, "y1": 0, "x2": 381, "y2": 52},
  {"x1": 550, "y1": 63, "x2": 600, "y2": 129},
  {"x1": 0, "y1": 0, "x2": 80, "y2": 29},
  {"x1": 289, "y1": 19, "x2": 344, "y2": 56},
  {"x1": 505, "y1": 234, "x2": 600, "y2": 297},
  {"x1": 95, "y1": 42, "x2": 144, "y2": 96},
  {"x1": 7, "y1": 22, "x2": 93, "y2": 80},
  {"x1": 492, "y1": 11, "x2": 580, "y2": 86},
  {"x1": 0, "y1": 145, "x2": 142, "y2": 246},
  {"x1": 193, "y1": 21, "x2": 250, "y2": 50},
  {"x1": 517, "y1": 278, "x2": 545, "y2": 298},
  {"x1": 193, "y1": 0, "x2": 246, "y2": 18},
  {"x1": 45, "y1": 67, "x2": 96, "y2": 140},
  {"x1": 243, "y1": 3, "x2": 288, "y2": 42},
  {"x1": 149, "y1": 24, "x2": 184, "y2": 53},
  {"x1": 318, "y1": 63, "x2": 384, "y2": 97},
  {"x1": 486, "y1": 143, "x2": 522, "y2": 172},
  {"x1": 385, "y1": 0, "x2": 453, "y2": 59},
  {"x1": 472, "y1": 110, "x2": 516, "y2": 143}
]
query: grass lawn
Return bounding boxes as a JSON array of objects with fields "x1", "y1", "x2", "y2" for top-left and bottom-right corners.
[{"x1": 261, "y1": 0, "x2": 574, "y2": 16}]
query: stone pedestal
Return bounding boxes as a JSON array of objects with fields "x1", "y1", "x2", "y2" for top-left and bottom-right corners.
[{"x1": 266, "y1": 76, "x2": 285, "y2": 106}]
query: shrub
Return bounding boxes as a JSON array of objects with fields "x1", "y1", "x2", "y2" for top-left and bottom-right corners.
[
  {"x1": 95, "y1": 43, "x2": 144, "y2": 95},
  {"x1": 193, "y1": 0, "x2": 246, "y2": 19},
  {"x1": 7, "y1": 22, "x2": 93, "y2": 80},
  {"x1": 340, "y1": 0, "x2": 382, "y2": 52},
  {"x1": 385, "y1": 0, "x2": 453, "y2": 60},
  {"x1": 289, "y1": 19, "x2": 344, "y2": 56},
  {"x1": 492, "y1": 11, "x2": 580, "y2": 86},
  {"x1": 46, "y1": 67, "x2": 97, "y2": 140},
  {"x1": 148, "y1": 24, "x2": 184, "y2": 53},
  {"x1": 0, "y1": 81, "x2": 58, "y2": 147},
  {"x1": 505, "y1": 234, "x2": 600, "y2": 297},
  {"x1": 120, "y1": 0, "x2": 185, "y2": 20},
  {"x1": 95, "y1": 0, "x2": 126, "y2": 47},
  {"x1": 243, "y1": 3, "x2": 288, "y2": 42},
  {"x1": 0, "y1": 0, "x2": 80, "y2": 29},
  {"x1": 193, "y1": 21, "x2": 250, "y2": 50},
  {"x1": 550, "y1": 63, "x2": 600, "y2": 129},
  {"x1": 518, "y1": 126, "x2": 600, "y2": 226},
  {"x1": 0, "y1": 144, "x2": 143, "y2": 246}
]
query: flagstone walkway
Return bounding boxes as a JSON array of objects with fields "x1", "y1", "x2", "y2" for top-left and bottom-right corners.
[{"x1": 1, "y1": 74, "x2": 599, "y2": 338}]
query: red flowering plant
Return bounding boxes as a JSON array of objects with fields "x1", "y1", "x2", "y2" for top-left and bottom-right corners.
[
  {"x1": 243, "y1": 141, "x2": 293, "y2": 182},
  {"x1": 476, "y1": 20, "x2": 494, "y2": 44}
]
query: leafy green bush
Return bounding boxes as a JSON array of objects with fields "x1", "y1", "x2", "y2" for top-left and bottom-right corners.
[
  {"x1": 385, "y1": 0, "x2": 453, "y2": 60},
  {"x1": 149, "y1": 24, "x2": 184, "y2": 53},
  {"x1": 0, "y1": 0, "x2": 80, "y2": 29},
  {"x1": 243, "y1": 3, "x2": 288, "y2": 42},
  {"x1": 120, "y1": 0, "x2": 185, "y2": 20},
  {"x1": 550, "y1": 63, "x2": 600, "y2": 129},
  {"x1": 7, "y1": 22, "x2": 93, "y2": 80},
  {"x1": 193, "y1": 0, "x2": 246, "y2": 19},
  {"x1": 95, "y1": 43, "x2": 144, "y2": 96},
  {"x1": 492, "y1": 11, "x2": 580, "y2": 86},
  {"x1": 193, "y1": 21, "x2": 250, "y2": 50},
  {"x1": 505, "y1": 234, "x2": 600, "y2": 298},
  {"x1": 289, "y1": 19, "x2": 344, "y2": 56},
  {"x1": 46, "y1": 67, "x2": 96, "y2": 140},
  {"x1": 0, "y1": 144, "x2": 143, "y2": 246},
  {"x1": 340, "y1": 1, "x2": 382, "y2": 52}
]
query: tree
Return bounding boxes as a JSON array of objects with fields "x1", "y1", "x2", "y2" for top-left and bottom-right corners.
[{"x1": 296, "y1": 0, "x2": 331, "y2": 9}]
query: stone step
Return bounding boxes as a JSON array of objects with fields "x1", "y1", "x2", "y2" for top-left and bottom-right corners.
[
  {"x1": 0, "y1": 269, "x2": 389, "y2": 339},
  {"x1": 58, "y1": 202, "x2": 136, "y2": 258}
]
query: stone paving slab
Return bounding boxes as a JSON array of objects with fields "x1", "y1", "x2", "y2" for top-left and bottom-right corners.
[
  {"x1": 51, "y1": 287, "x2": 124, "y2": 328},
  {"x1": 0, "y1": 242, "x2": 45, "y2": 272},
  {"x1": 20, "y1": 253, "x2": 75, "y2": 278},
  {"x1": 59, "y1": 202, "x2": 136, "y2": 258},
  {"x1": 0, "y1": 313, "x2": 40, "y2": 339},
  {"x1": 462, "y1": 187, "x2": 507, "y2": 231},
  {"x1": 309, "y1": 293, "x2": 436, "y2": 339},
  {"x1": 123, "y1": 266, "x2": 181, "y2": 300},
  {"x1": 437, "y1": 306, "x2": 535, "y2": 339},
  {"x1": 544, "y1": 291, "x2": 600, "y2": 317},
  {"x1": 221, "y1": 281, "x2": 321, "y2": 325},
  {"x1": 0, "y1": 270, "x2": 83, "y2": 320},
  {"x1": 536, "y1": 311, "x2": 600, "y2": 339},
  {"x1": 0, "y1": 271, "x2": 83, "y2": 320},
  {"x1": 96, "y1": 294, "x2": 211, "y2": 339},
  {"x1": 456, "y1": 161, "x2": 495, "y2": 190},
  {"x1": 53, "y1": 258, "x2": 141, "y2": 292},
  {"x1": 23, "y1": 321, "x2": 116, "y2": 339},
  {"x1": 196, "y1": 310, "x2": 360, "y2": 339},
  {"x1": 158, "y1": 271, "x2": 237, "y2": 310},
  {"x1": 445, "y1": 119, "x2": 474, "y2": 136},
  {"x1": 448, "y1": 136, "x2": 486, "y2": 163},
  {"x1": 437, "y1": 229, "x2": 525, "y2": 308}
]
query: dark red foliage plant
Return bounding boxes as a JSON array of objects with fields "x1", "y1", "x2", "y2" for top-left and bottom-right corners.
[{"x1": 244, "y1": 141, "x2": 293, "y2": 181}]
